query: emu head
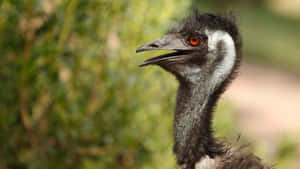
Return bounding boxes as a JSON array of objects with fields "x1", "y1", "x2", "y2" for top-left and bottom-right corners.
[{"x1": 136, "y1": 11, "x2": 241, "y2": 90}]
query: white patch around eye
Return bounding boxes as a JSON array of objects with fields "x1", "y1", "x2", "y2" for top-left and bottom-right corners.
[{"x1": 205, "y1": 29, "x2": 236, "y2": 90}]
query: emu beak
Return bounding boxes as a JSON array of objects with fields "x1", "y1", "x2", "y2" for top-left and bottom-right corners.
[{"x1": 136, "y1": 34, "x2": 193, "y2": 67}]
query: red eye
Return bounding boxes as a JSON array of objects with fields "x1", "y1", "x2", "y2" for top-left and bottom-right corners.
[{"x1": 189, "y1": 36, "x2": 200, "y2": 46}]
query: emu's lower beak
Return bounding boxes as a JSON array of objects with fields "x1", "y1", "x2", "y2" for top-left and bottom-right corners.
[{"x1": 136, "y1": 34, "x2": 192, "y2": 67}]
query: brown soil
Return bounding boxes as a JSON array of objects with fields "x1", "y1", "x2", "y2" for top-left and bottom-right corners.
[
  {"x1": 224, "y1": 62, "x2": 300, "y2": 144},
  {"x1": 223, "y1": 62, "x2": 300, "y2": 165}
]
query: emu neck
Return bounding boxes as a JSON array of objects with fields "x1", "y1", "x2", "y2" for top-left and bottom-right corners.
[
  {"x1": 172, "y1": 30, "x2": 238, "y2": 167},
  {"x1": 173, "y1": 78, "x2": 223, "y2": 166}
]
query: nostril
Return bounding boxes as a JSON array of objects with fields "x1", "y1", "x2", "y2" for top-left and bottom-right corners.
[{"x1": 149, "y1": 43, "x2": 159, "y2": 48}]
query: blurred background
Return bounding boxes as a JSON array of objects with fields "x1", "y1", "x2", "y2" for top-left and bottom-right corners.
[{"x1": 0, "y1": 0, "x2": 300, "y2": 169}]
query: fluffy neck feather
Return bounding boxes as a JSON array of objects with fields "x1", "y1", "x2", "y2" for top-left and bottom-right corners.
[{"x1": 173, "y1": 30, "x2": 237, "y2": 168}]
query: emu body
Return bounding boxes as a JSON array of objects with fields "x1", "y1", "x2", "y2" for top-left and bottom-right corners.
[{"x1": 136, "y1": 11, "x2": 269, "y2": 169}]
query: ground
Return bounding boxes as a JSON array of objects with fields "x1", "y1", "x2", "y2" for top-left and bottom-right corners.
[{"x1": 224, "y1": 62, "x2": 300, "y2": 164}]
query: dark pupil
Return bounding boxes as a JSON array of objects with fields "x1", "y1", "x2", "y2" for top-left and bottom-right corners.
[{"x1": 192, "y1": 37, "x2": 197, "y2": 42}]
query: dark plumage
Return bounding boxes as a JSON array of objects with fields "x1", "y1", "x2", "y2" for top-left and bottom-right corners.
[{"x1": 136, "y1": 10, "x2": 270, "y2": 169}]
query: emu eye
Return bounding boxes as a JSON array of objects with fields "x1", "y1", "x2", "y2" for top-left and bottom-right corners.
[{"x1": 188, "y1": 36, "x2": 200, "y2": 46}]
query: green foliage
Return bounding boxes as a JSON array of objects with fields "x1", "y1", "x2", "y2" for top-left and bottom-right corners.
[
  {"x1": 0, "y1": 0, "x2": 189, "y2": 168},
  {"x1": 274, "y1": 136, "x2": 299, "y2": 169},
  {"x1": 241, "y1": 6, "x2": 300, "y2": 73}
]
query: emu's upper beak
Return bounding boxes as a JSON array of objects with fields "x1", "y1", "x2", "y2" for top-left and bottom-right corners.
[{"x1": 136, "y1": 34, "x2": 193, "y2": 67}]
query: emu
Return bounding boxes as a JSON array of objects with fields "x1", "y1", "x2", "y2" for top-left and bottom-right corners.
[{"x1": 136, "y1": 11, "x2": 271, "y2": 169}]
